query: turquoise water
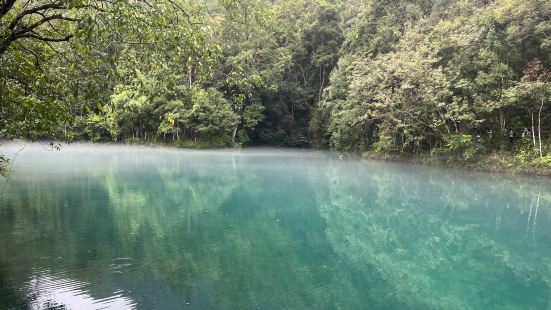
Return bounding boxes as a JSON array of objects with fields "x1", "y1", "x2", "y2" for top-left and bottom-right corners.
[{"x1": 1, "y1": 144, "x2": 551, "y2": 309}]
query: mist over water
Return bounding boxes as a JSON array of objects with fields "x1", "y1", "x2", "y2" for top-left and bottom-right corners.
[{"x1": 1, "y1": 143, "x2": 551, "y2": 309}]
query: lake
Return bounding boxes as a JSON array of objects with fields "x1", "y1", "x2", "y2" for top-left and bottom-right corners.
[{"x1": 1, "y1": 143, "x2": 551, "y2": 309}]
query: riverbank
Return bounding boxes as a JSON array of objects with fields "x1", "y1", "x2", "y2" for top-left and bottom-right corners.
[
  {"x1": 4, "y1": 139, "x2": 551, "y2": 177},
  {"x1": 362, "y1": 151, "x2": 551, "y2": 177},
  {"x1": 162, "y1": 139, "x2": 551, "y2": 177}
]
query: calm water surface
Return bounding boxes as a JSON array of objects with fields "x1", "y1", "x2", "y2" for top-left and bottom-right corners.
[{"x1": 1, "y1": 143, "x2": 551, "y2": 309}]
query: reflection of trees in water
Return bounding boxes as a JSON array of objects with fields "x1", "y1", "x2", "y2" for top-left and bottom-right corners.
[
  {"x1": 2, "y1": 151, "x2": 551, "y2": 308},
  {"x1": 0, "y1": 262, "x2": 28, "y2": 309},
  {"x1": 314, "y1": 160, "x2": 551, "y2": 309},
  {"x1": 0, "y1": 152, "x2": 365, "y2": 308},
  {"x1": 0, "y1": 151, "x2": 246, "y2": 308}
]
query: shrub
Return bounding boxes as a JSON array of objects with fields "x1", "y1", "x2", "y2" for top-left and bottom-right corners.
[
  {"x1": 533, "y1": 155, "x2": 551, "y2": 167},
  {"x1": 433, "y1": 134, "x2": 486, "y2": 162}
]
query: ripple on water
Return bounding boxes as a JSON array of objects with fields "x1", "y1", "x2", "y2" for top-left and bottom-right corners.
[{"x1": 23, "y1": 269, "x2": 136, "y2": 310}]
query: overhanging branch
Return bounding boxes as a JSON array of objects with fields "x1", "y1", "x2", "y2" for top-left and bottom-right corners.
[
  {"x1": 17, "y1": 32, "x2": 73, "y2": 42},
  {"x1": 8, "y1": 2, "x2": 67, "y2": 31}
]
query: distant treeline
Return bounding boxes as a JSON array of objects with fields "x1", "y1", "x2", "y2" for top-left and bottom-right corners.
[{"x1": 1, "y1": 0, "x2": 550, "y2": 164}]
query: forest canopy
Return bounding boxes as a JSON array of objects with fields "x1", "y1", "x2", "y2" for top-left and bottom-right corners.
[{"x1": 1, "y1": 0, "x2": 550, "y2": 173}]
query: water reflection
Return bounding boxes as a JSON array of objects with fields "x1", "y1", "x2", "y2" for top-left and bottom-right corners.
[
  {"x1": 0, "y1": 143, "x2": 550, "y2": 309},
  {"x1": 314, "y1": 160, "x2": 551, "y2": 308}
]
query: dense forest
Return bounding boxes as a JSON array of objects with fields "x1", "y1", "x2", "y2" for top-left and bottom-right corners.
[{"x1": 1, "y1": 0, "x2": 550, "y2": 173}]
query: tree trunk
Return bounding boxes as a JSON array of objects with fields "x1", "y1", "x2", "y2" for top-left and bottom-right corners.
[
  {"x1": 231, "y1": 123, "x2": 239, "y2": 144},
  {"x1": 298, "y1": 63, "x2": 307, "y2": 86},
  {"x1": 499, "y1": 109, "x2": 506, "y2": 135},
  {"x1": 531, "y1": 111, "x2": 536, "y2": 149},
  {"x1": 318, "y1": 67, "x2": 325, "y2": 102},
  {"x1": 538, "y1": 99, "x2": 543, "y2": 157},
  {"x1": 188, "y1": 61, "x2": 192, "y2": 87}
]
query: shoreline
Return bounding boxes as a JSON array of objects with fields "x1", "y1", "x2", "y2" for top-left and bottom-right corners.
[
  {"x1": 142, "y1": 140, "x2": 551, "y2": 178},
  {"x1": 3, "y1": 140, "x2": 551, "y2": 178},
  {"x1": 361, "y1": 152, "x2": 551, "y2": 178}
]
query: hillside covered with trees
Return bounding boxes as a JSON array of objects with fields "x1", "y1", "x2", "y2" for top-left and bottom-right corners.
[{"x1": 1, "y1": 0, "x2": 550, "y2": 173}]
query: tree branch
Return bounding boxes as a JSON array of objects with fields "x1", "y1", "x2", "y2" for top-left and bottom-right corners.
[
  {"x1": 15, "y1": 14, "x2": 77, "y2": 36},
  {"x1": 0, "y1": 0, "x2": 17, "y2": 20},
  {"x1": 8, "y1": 2, "x2": 67, "y2": 31},
  {"x1": 1, "y1": 2, "x2": 78, "y2": 56},
  {"x1": 17, "y1": 32, "x2": 73, "y2": 42},
  {"x1": 165, "y1": 0, "x2": 203, "y2": 26}
]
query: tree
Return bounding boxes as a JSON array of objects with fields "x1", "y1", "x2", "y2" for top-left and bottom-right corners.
[
  {"x1": 183, "y1": 87, "x2": 239, "y2": 143},
  {"x1": 0, "y1": 0, "x2": 86, "y2": 56},
  {"x1": 2, "y1": 0, "x2": 551, "y2": 166},
  {"x1": 505, "y1": 59, "x2": 551, "y2": 157}
]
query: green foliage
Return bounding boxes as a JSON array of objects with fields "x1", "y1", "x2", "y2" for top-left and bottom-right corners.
[
  {"x1": 315, "y1": 0, "x2": 551, "y2": 164},
  {"x1": 83, "y1": 105, "x2": 119, "y2": 142},
  {"x1": 1, "y1": 0, "x2": 550, "y2": 169},
  {"x1": 434, "y1": 134, "x2": 486, "y2": 162},
  {"x1": 533, "y1": 155, "x2": 551, "y2": 167},
  {"x1": 183, "y1": 87, "x2": 239, "y2": 143}
]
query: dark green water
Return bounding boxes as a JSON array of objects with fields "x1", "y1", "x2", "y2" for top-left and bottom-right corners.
[{"x1": 1, "y1": 144, "x2": 551, "y2": 309}]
